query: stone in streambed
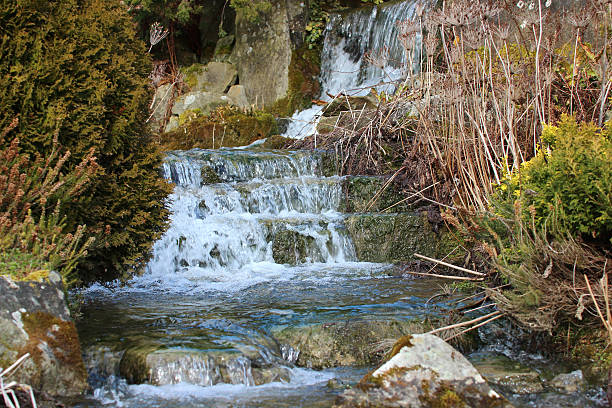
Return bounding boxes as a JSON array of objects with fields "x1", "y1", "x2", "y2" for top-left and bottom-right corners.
[
  {"x1": 119, "y1": 348, "x2": 290, "y2": 386},
  {"x1": 273, "y1": 320, "x2": 429, "y2": 369},
  {"x1": 271, "y1": 229, "x2": 318, "y2": 265},
  {"x1": 471, "y1": 352, "x2": 544, "y2": 394},
  {"x1": 341, "y1": 176, "x2": 409, "y2": 213},
  {"x1": 549, "y1": 370, "x2": 585, "y2": 393},
  {"x1": 334, "y1": 334, "x2": 512, "y2": 408}
]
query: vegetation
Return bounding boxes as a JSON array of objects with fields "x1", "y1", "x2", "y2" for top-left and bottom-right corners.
[
  {"x1": 0, "y1": 119, "x2": 97, "y2": 284},
  {"x1": 0, "y1": 0, "x2": 172, "y2": 282}
]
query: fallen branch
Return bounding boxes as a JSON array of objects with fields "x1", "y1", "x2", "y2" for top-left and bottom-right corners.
[
  {"x1": 1, "y1": 353, "x2": 38, "y2": 408},
  {"x1": 427, "y1": 310, "x2": 502, "y2": 335},
  {"x1": 404, "y1": 270, "x2": 484, "y2": 281},
  {"x1": 413, "y1": 253, "x2": 486, "y2": 277}
]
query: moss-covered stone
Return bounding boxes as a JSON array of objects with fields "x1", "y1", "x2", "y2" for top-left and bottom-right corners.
[
  {"x1": 272, "y1": 229, "x2": 317, "y2": 265},
  {"x1": 345, "y1": 213, "x2": 458, "y2": 263},
  {"x1": 334, "y1": 334, "x2": 511, "y2": 408},
  {"x1": 268, "y1": 46, "x2": 322, "y2": 117},
  {"x1": 273, "y1": 320, "x2": 430, "y2": 369},
  {"x1": 341, "y1": 176, "x2": 409, "y2": 213},
  {"x1": 201, "y1": 165, "x2": 222, "y2": 185},
  {"x1": 0, "y1": 273, "x2": 88, "y2": 397},
  {"x1": 261, "y1": 134, "x2": 292, "y2": 149},
  {"x1": 161, "y1": 107, "x2": 277, "y2": 151},
  {"x1": 321, "y1": 95, "x2": 378, "y2": 117}
]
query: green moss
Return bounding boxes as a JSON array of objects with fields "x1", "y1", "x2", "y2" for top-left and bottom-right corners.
[
  {"x1": 201, "y1": 166, "x2": 222, "y2": 185},
  {"x1": 181, "y1": 64, "x2": 206, "y2": 89},
  {"x1": 261, "y1": 135, "x2": 291, "y2": 149},
  {"x1": 268, "y1": 46, "x2": 321, "y2": 117},
  {"x1": 162, "y1": 107, "x2": 277, "y2": 150},
  {"x1": 388, "y1": 335, "x2": 413, "y2": 359}
]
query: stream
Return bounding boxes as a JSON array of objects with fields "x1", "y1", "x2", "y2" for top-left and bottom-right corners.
[{"x1": 74, "y1": 1, "x2": 607, "y2": 407}]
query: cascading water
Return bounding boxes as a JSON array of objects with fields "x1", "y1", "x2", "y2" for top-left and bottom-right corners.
[{"x1": 283, "y1": 0, "x2": 424, "y2": 139}]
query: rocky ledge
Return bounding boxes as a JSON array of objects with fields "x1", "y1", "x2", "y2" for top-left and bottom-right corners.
[{"x1": 0, "y1": 272, "x2": 87, "y2": 397}]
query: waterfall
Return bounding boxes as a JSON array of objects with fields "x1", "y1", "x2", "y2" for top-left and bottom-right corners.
[
  {"x1": 283, "y1": 0, "x2": 423, "y2": 139},
  {"x1": 139, "y1": 149, "x2": 356, "y2": 294}
]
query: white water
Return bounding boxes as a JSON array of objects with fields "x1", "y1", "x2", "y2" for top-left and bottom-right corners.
[{"x1": 283, "y1": 0, "x2": 423, "y2": 139}]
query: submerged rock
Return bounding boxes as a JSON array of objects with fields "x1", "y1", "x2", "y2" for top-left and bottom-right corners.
[
  {"x1": 0, "y1": 273, "x2": 88, "y2": 397},
  {"x1": 119, "y1": 348, "x2": 290, "y2": 386},
  {"x1": 550, "y1": 370, "x2": 585, "y2": 393},
  {"x1": 273, "y1": 320, "x2": 428, "y2": 369},
  {"x1": 471, "y1": 352, "x2": 544, "y2": 395},
  {"x1": 334, "y1": 334, "x2": 512, "y2": 407}
]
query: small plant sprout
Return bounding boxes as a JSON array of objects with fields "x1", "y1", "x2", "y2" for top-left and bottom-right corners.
[{"x1": 148, "y1": 22, "x2": 169, "y2": 53}]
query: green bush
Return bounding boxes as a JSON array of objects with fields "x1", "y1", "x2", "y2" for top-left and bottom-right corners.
[
  {"x1": 0, "y1": 0, "x2": 172, "y2": 282},
  {"x1": 496, "y1": 116, "x2": 611, "y2": 244}
]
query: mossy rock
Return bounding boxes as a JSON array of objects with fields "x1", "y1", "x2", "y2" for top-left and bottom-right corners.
[
  {"x1": 272, "y1": 229, "x2": 318, "y2": 265},
  {"x1": 345, "y1": 213, "x2": 459, "y2": 264},
  {"x1": 321, "y1": 95, "x2": 378, "y2": 117},
  {"x1": 162, "y1": 107, "x2": 277, "y2": 151},
  {"x1": 341, "y1": 176, "x2": 409, "y2": 213},
  {"x1": 201, "y1": 165, "x2": 222, "y2": 185},
  {"x1": 273, "y1": 319, "x2": 430, "y2": 369},
  {"x1": 261, "y1": 134, "x2": 292, "y2": 149},
  {"x1": 267, "y1": 46, "x2": 322, "y2": 117}
]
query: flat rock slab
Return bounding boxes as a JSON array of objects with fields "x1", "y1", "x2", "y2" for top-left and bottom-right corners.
[
  {"x1": 0, "y1": 273, "x2": 87, "y2": 397},
  {"x1": 273, "y1": 319, "x2": 428, "y2": 369},
  {"x1": 334, "y1": 333, "x2": 513, "y2": 408}
]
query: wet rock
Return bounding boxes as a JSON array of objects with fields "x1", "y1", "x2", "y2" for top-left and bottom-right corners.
[
  {"x1": 334, "y1": 334, "x2": 512, "y2": 408},
  {"x1": 271, "y1": 229, "x2": 318, "y2": 265},
  {"x1": 471, "y1": 353, "x2": 544, "y2": 394},
  {"x1": 119, "y1": 348, "x2": 290, "y2": 386},
  {"x1": 341, "y1": 176, "x2": 409, "y2": 213},
  {"x1": 273, "y1": 320, "x2": 428, "y2": 369},
  {"x1": 550, "y1": 370, "x2": 585, "y2": 393},
  {"x1": 201, "y1": 165, "x2": 222, "y2": 185},
  {"x1": 345, "y1": 213, "x2": 457, "y2": 263},
  {"x1": 261, "y1": 135, "x2": 291, "y2": 149},
  {"x1": 0, "y1": 273, "x2": 87, "y2": 397}
]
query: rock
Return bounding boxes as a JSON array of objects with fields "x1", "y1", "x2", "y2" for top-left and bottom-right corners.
[
  {"x1": 227, "y1": 85, "x2": 250, "y2": 109},
  {"x1": 183, "y1": 61, "x2": 238, "y2": 94},
  {"x1": 341, "y1": 176, "x2": 409, "y2": 213},
  {"x1": 550, "y1": 370, "x2": 585, "y2": 393},
  {"x1": 172, "y1": 91, "x2": 230, "y2": 117},
  {"x1": 471, "y1": 352, "x2": 544, "y2": 394},
  {"x1": 322, "y1": 95, "x2": 378, "y2": 117},
  {"x1": 261, "y1": 135, "x2": 291, "y2": 149},
  {"x1": 213, "y1": 34, "x2": 235, "y2": 62},
  {"x1": 273, "y1": 320, "x2": 428, "y2": 369},
  {"x1": 0, "y1": 273, "x2": 88, "y2": 397},
  {"x1": 149, "y1": 83, "x2": 177, "y2": 132},
  {"x1": 233, "y1": 0, "x2": 292, "y2": 106},
  {"x1": 271, "y1": 228, "x2": 318, "y2": 265},
  {"x1": 119, "y1": 348, "x2": 290, "y2": 386},
  {"x1": 165, "y1": 115, "x2": 179, "y2": 133},
  {"x1": 345, "y1": 213, "x2": 457, "y2": 263},
  {"x1": 201, "y1": 165, "x2": 222, "y2": 185},
  {"x1": 334, "y1": 334, "x2": 512, "y2": 408}
]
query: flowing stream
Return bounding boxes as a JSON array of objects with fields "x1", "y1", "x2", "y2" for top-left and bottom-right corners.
[
  {"x1": 76, "y1": 148, "x2": 460, "y2": 407},
  {"x1": 75, "y1": 1, "x2": 607, "y2": 407}
]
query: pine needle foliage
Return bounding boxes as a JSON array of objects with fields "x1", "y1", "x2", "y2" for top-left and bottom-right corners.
[{"x1": 0, "y1": 0, "x2": 172, "y2": 282}]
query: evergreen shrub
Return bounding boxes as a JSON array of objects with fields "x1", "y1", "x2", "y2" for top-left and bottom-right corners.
[{"x1": 0, "y1": 0, "x2": 172, "y2": 282}]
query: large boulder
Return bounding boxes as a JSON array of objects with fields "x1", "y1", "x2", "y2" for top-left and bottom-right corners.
[
  {"x1": 233, "y1": 0, "x2": 309, "y2": 107},
  {"x1": 334, "y1": 334, "x2": 512, "y2": 408},
  {"x1": 183, "y1": 62, "x2": 238, "y2": 94},
  {"x1": 0, "y1": 273, "x2": 88, "y2": 397}
]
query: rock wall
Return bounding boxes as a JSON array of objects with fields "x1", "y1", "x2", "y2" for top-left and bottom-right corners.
[
  {"x1": 233, "y1": 0, "x2": 309, "y2": 107},
  {"x1": 0, "y1": 272, "x2": 87, "y2": 397}
]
